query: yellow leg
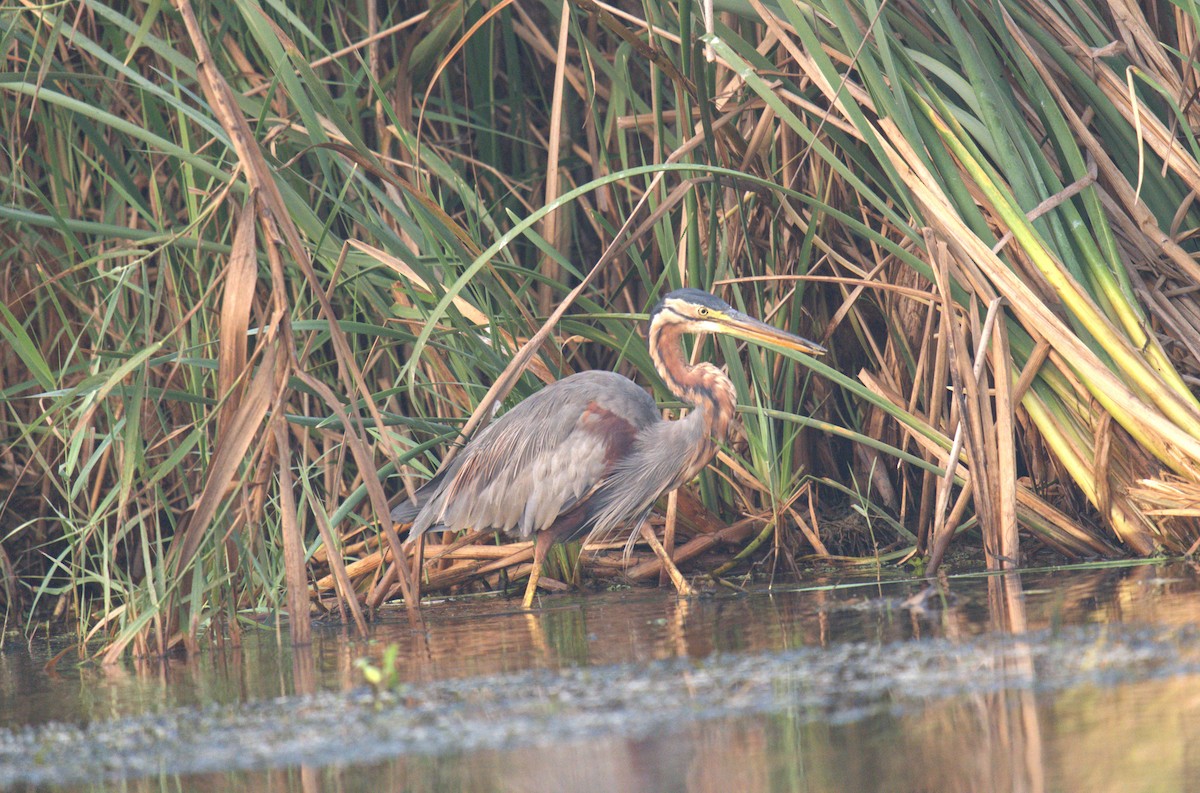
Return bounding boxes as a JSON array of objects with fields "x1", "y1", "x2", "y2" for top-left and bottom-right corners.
[
  {"x1": 641, "y1": 523, "x2": 695, "y2": 597},
  {"x1": 521, "y1": 564, "x2": 541, "y2": 609},
  {"x1": 521, "y1": 532, "x2": 552, "y2": 609}
]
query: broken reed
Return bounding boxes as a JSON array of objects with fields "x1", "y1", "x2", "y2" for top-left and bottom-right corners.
[{"x1": 2, "y1": 0, "x2": 1199, "y2": 657}]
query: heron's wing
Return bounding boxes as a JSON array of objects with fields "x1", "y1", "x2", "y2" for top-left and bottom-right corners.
[
  {"x1": 389, "y1": 466, "x2": 449, "y2": 523},
  {"x1": 390, "y1": 500, "x2": 420, "y2": 524},
  {"x1": 407, "y1": 371, "x2": 659, "y2": 540}
]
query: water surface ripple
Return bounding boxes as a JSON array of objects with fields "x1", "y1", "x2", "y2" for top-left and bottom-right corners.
[
  {"x1": 4, "y1": 622, "x2": 1200, "y2": 785},
  {"x1": 3, "y1": 562, "x2": 1200, "y2": 791}
]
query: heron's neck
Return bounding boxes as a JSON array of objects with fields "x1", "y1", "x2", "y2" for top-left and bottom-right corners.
[{"x1": 648, "y1": 321, "x2": 738, "y2": 445}]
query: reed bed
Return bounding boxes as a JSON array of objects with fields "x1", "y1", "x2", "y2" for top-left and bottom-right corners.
[{"x1": 2, "y1": 0, "x2": 1199, "y2": 656}]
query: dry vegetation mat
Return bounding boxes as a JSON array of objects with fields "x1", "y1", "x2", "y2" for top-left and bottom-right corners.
[{"x1": 2, "y1": 0, "x2": 1200, "y2": 656}]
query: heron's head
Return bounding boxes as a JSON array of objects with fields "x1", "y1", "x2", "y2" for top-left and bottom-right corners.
[{"x1": 650, "y1": 288, "x2": 826, "y2": 355}]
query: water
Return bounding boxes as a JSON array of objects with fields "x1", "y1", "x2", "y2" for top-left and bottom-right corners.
[{"x1": 3, "y1": 561, "x2": 1200, "y2": 791}]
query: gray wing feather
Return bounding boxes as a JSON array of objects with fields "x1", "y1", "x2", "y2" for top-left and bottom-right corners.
[{"x1": 400, "y1": 371, "x2": 659, "y2": 541}]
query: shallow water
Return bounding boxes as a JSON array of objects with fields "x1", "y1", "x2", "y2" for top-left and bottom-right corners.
[{"x1": 3, "y1": 560, "x2": 1200, "y2": 792}]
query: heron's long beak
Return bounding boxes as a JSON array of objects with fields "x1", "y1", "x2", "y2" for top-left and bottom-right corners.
[{"x1": 717, "y1": 310, "x2": 826, "y2": 356}]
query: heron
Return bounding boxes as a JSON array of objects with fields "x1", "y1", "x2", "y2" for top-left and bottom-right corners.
[{"x1": 391, "y1": 288, "x2": 825, "y2": 608}]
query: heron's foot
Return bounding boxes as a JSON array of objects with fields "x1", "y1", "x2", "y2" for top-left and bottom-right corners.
[
  {"x1": 518, "y1": 565, "x2": 575, "y2": 607},
  {"x1": 521, "y1": 565, "x2": 540, "y2": 609},
  {"x1": 639, "y1": 524, "x2": 695, "y2": 597},
  {"x1": 662, "y1": 560, "x2": 696, "y2": 598}
]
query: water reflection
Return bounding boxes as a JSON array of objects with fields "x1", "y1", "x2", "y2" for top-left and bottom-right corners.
[
  {"x1": 2, "y1": 561, "x2": 1199, "y2": 791},
  {"x1": 967, "y1": 573, "x2": 1044, "y2": 793}
]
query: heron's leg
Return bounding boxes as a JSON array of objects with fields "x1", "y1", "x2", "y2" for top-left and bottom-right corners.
[
  {"x1": 521, "y1": 532, "x2": 553, "y2": 609},
  {"x1": 640, "y1": 523, "x2": 696, "y2": 597},
  {"x1": 409, "y1": 531, "x2": 426, "y2": 603},
  {"x1": 521, "y1": 566, "x2": 541, "y2": 610}
]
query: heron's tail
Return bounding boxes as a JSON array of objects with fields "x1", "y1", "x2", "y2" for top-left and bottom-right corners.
[
  {"x1": 391, "y1": 499, "x2": 440, "y2": 544},
  {"x1": 390, "y1": 500, "x2": 421, "y2": 524},
  {"x1": 391, "y1": 467, "x2": 452, "y2": 541},
  {"x1": 390, "y1": 487, "x2": 450, "y2": 544}
]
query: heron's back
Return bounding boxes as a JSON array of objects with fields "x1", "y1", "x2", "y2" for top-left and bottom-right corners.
[{"x1": 393, "y1": 370, "x2": 660, "y2": 540}]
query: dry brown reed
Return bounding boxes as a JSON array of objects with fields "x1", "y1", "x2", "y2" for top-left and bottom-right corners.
[{"x1": 2, "y1": 0, "x2": 1200, "y2": 657}]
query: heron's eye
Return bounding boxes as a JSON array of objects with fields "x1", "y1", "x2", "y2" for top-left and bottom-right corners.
[{"x1": 697, "y1": 307, "x2": 710, "y2": 317}]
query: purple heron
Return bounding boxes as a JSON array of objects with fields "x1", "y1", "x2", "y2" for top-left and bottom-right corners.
[{"x1": 392, "y1": 288, "x2": 825, "y2": 607}]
